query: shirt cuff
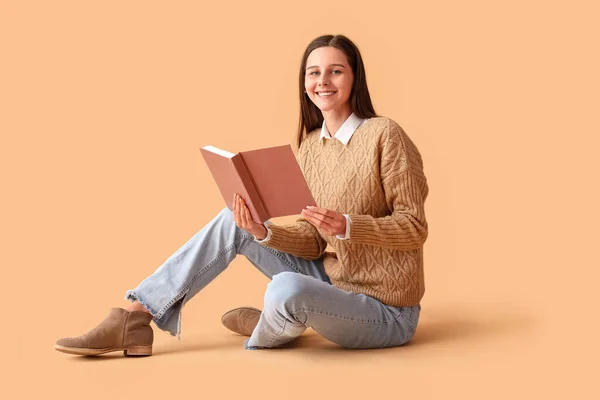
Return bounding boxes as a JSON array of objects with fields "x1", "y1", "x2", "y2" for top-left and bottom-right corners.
[
  {"x1": 253, "y1": 221, "x2": 273, "y2": 243},
  {"x1": 336, "y1": 214, "x2": 352, "y2": 240}
]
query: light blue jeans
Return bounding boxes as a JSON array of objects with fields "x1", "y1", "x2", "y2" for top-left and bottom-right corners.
[{"x1": 125, "y1": 207, "x2": 420, "y2": 349}]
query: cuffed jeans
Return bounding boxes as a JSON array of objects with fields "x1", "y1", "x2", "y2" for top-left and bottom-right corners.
[{"x1": 125, "y1": 207, "x2": 420, "y2": 349}]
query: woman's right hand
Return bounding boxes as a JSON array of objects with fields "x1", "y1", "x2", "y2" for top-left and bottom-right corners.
[{"x1": 232, "y1": 193, "x2": 267, "y2": 239}]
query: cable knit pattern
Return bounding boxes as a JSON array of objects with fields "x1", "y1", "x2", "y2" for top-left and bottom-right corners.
[{"x1": 260, "y1": 116, "x2": 429, "y2": 307}]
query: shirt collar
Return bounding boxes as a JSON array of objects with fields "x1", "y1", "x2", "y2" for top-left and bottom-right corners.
[{"x1": 319, "y1": 113, "x2": 367, "y2": 146}]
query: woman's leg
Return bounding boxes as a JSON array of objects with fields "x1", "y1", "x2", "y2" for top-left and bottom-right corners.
[
  {"x1": 124, "y1": 207, "x2": 329, "y2": 339},
  {"x1": 55, "y1": 206, "x2": 330, "y2": 355},
  {"x1": 246, "y1": 272, "x2": 420, "y2": 349}
]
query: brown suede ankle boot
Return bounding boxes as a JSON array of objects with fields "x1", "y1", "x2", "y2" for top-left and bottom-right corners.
[
  {"x1": 54, "y1": 307, "x2": 153, "y2": 356},
  {"x1": 221, "y1": 306, "x2": 261, "y2": 336}
]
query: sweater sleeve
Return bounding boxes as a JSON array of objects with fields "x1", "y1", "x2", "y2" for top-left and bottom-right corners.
[
  {"x1": 256, "y1": 218, "x2": 327, "y2": 260},
  {"x1": 348, "y1": 121, "x2": 429, "y2": 250}
]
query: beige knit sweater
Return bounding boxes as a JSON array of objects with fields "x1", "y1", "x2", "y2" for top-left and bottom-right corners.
[{"x1": 260, "y1": 116, "x2": 429, "y2": 307}]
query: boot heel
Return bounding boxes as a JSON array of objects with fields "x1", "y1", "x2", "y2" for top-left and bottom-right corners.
[{"x1": 124, "y1": 345, "x2": 152, "y2": 356}]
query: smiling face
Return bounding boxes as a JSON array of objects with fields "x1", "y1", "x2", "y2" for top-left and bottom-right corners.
[{"x1": 304, "y1": 46, "x2": 354, "y2": 115}]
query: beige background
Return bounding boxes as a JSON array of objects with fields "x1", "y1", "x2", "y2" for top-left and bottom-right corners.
[{"x1": 1, "y1": 0, "x2": 599, "y2": 399}]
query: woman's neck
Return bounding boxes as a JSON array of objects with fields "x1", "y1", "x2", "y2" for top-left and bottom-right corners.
[{"x1": 322, "y1": 106, "x2": 352, "y2": 137}]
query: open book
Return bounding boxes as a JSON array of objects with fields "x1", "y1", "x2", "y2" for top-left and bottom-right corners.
[{"x1": 200, "y1": 144, "x2": 317, "y2": 224}]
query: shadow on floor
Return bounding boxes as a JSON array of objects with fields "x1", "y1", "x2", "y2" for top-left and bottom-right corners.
[{"x1": 410, "y1": 305, "x2": 536, "y2": 346}]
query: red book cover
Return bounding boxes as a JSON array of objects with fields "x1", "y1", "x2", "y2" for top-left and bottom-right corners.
[{"x1": 200, "y1": 144, "x2": 317, "y2": 223}]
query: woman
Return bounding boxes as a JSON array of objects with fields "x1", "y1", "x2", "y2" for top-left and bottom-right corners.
[{"x1": 55, "y1": 34, "x2": 429, "y2": 356}]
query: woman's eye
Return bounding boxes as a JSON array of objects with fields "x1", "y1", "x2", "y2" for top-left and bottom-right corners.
[{"x1": 307, "y1": 70, "x2": 340, "y2": 76}]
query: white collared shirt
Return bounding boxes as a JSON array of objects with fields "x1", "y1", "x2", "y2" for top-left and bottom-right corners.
[
  {"x1": 319, "y1": 112, "x2": 367, "y2": 146},
  {"x1": 254, "y1": 113, "x2": 369, "y2": 243}
]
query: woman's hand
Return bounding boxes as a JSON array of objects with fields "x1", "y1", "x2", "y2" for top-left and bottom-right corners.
[
  {"x1": 233, "y1": 193, "x2": 267, "y2": 239},
  {"x1": 301, "y1": 206, "x2": 346, "y2": 236}
]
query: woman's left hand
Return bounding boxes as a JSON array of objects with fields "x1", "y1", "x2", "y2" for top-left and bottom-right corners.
[{"x1": 301, "y1": 206, "x2": 346, "y2": 236}]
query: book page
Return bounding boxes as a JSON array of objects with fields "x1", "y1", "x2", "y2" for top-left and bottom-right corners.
[{"x1": 202, "y1": 145, "x2": 235, "y2": 158}]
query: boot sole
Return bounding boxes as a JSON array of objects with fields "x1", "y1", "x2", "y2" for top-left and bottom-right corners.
[{"x1": 54, "y1": 344, "x2": 152, "y2": 356}]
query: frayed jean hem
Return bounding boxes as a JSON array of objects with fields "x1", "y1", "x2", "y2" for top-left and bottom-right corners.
[{"x1": 125, "y1": 289, "x2": 179, "y2": 338}]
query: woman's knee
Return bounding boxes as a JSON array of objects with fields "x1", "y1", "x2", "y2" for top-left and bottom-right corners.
[
  {"x1": 263, "y1": 272, "x2": 315, "y2": 310},
  {"x1": 217, "y1": 206, "x2": 243, "y2": 234},
  {"x1": 217, "y1": 206, "x2": 234, "y2": 221}
]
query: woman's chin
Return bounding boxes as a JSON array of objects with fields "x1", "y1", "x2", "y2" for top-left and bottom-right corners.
[{"x1": 314, "y1": 103, "x2": 338, "y2": 113}]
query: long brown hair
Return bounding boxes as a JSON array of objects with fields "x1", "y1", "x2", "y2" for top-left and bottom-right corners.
[{"x1": 296, "y1": 35, "x2": 378, "y2": 150}]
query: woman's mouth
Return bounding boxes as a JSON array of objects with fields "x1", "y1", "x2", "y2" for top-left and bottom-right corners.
[{"x1": 316, "y1": 91, "x2": 337, "y2": 97}]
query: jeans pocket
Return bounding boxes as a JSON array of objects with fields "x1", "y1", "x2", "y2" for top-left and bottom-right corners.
[{"x1": 395, "y1": 305, "x2": 420, "y2": 342}]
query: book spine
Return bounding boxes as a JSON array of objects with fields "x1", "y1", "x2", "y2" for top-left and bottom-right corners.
[{"x1": 231, "y1": 154, "x2": 269, "y2": 223}]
